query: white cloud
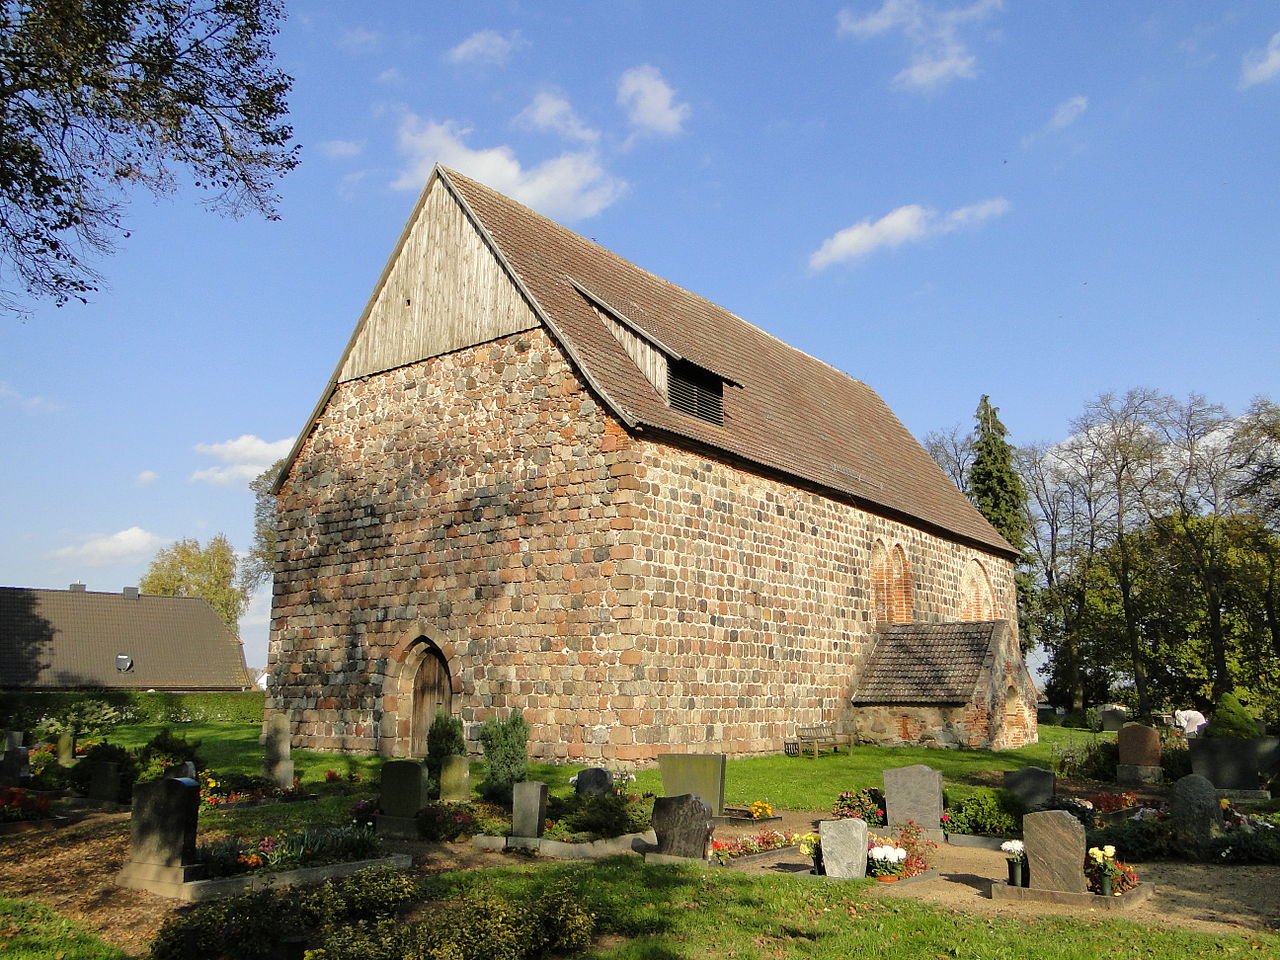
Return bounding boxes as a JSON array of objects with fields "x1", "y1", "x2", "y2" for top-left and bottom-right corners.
[
  {"x1": 393, "y1": 115, "x2": 627, "y2": 221},
  {"x1": 320, "y1": 139, "x2": 364, "y2": 158},
  {"x1": 1046, "y1": 95, "x2": 1088, "y2": 131},
  {"x1": 1240, "y1": 31, "x2": 1280, "y2": 89},
  {"x1": 51, "y1": 526, "x2": 165, "y2": 566},
  {"x1": 0, "y1": 381, "x2": 62, "y2": 413},
  {"x1": 445, "y1": 29, "x2": 523, "y2": 66},
  {"x1": 190, "y1": 434, "x2": 295, "y2": 487},
  {"x1": 516, "y1": 92, "x2": 599, "y2": 143},
  {"x1": 337, "y1": 27, "x2": 381, "y2": 55},
  {"x1": 617, "y1": 65, "x2": 691, "y2": 137},
  {"x1": 134, "y1": 470, "x2": 158, "y2": 486},
  {"x1": 377, "y1": 67, "x2": 403, "y2": 85},
  {"x1": 838, "y1": 0, "x2": 1003, "y2": 92},
  {"x1": 809, "y1": 197, "x2": 1009, "y2": 269}
]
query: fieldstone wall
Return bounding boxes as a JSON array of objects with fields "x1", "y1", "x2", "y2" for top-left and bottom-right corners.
[{"x1": 268, "y1": 326, "x2": 1035, "y2": 760}]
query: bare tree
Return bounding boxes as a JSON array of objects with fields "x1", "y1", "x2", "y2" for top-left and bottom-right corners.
[{"x1": 921, "y1": 423, "x2": 975, "y2": 491}]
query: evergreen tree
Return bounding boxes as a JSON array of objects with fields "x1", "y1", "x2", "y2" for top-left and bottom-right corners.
[{"x1": 966, "y1": 396, "x2": 1029, "y2": 551}]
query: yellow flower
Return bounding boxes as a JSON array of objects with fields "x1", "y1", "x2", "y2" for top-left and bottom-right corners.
[
  {"x1": 1088, "y1": 847, "x2": 1104, "y2": 861},
  {"x1": 1219, "y1": 798, "x2": 1231, "y2": 810},
  {"x1": 1102, "y1": 845, "x2": 1115, "y2": 858}
]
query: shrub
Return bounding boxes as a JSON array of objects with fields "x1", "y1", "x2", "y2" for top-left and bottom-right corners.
[
  {"x1": 416, "y1": 800, "x2": 479, "y2": 842},
  {"x1": 942, "y1": 792, "x2": 1022, "y2": 838},
  {"x1": 405, "y1": 883, "x2": 594, "y2": 960},
  {"x1": 477, "y1": 710, "x2": 529, "y2": 803},
  {"x1": 425, "y1": 709, "x2": 466, "y2": 796},
  {"x1": 135, "y1": 728, "x2": 202, "y2": 782},
  {"x1": 544, "y1": 791, "x2": 651, "y2": 841},
  {"x1": 1060, "y1": 708, "x2": 1100, "y2": 731},
  {"x1": 1086, "y1": 817, "x2": 1178, "y2": 861},
  {"x1": 1161, "y1": 737, "x2": 1192, "y2": 779},
  {"x1": 26, "y1": 745, "x2": 71, "y2": 791},
  {"x1": 1040, "y1": 796, "x2": 1097, "y2": 829},
  {"x1": 67, "y1": 742, "x2": 138, "y2": 801},
  {"x1": 32, "y1": 698, "x2": 124, "y2": 741},
  {"x1": 831, "y1": 788, "x2": 886, "y2": 825},
  {"x1": 1203, "y1": 692, "x2": 1261, "y2": 739},
  {"x1": 1052, "y1": 738, "x2": 1118, "y2": 781}
]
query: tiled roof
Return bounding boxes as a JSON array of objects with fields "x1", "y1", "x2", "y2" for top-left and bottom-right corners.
[
  {"x1": 849, "y1": 620, "x2": 1008, "y2": 704},
  {"x1": 0, "y1": 587, "x2": 252, "y2": 690},
  {"x1": 440, "y1": 168, "x2": 1016, "y2": 557}
]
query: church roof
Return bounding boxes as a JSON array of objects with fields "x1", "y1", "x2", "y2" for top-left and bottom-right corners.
[
  {"x1": 282, "y1": 166, "x2": 1016, "y2": 558},
  {"x1": 0, "y1": 586, "x2": 252, "y2": 691},
  {"x1": 849, "y1": 620, "x2": 1009, "y2": 705}
]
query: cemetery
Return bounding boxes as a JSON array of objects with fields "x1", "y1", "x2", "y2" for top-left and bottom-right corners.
[{"x1": 0, "y1": 710, "x2": 1278, "y2": 958}]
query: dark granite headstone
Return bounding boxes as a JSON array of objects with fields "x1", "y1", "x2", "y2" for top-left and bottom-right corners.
[
  {"x1": 0, "y1": 747, "x2": 30, "y2": 787},
  {"x1": 1099, "y1": 708, "x2": 1129, "y2": 732},
  {"x1": 1169, "y1": 774, "x2": 1223, "y2": 848},
  {"x1": 439, "y1": 755, "x2": 471, "y2": 802},
  {"x1": 1023, "y1": 810, "x2": 1088, "y2": 894},
  {"x1": 512, "y1": 780, "x2": 548, "y2": 838},
  {"x1": 817, "y1": 817, "x2": 868, "y2": 879},
  {"x1": 87, "y1": 761, "x2": 123, "y2": 804},
  {"x1": 1117, "y1": 725, "x2": 1161, "y2": 766},
  {"x1": 651, "y1": 794, "x2": 713, "y2": 859},
  {"x1": 3, "y1": 731, "x2": 22, "y2": 751},
  {"x1": 1003, "y1": 767, "x2": 1055, "y2": 809},
  {"x1": 262, "y1": 713, "x2": 294, "y2": 789},
  {"x1": 127, "y1": 778, "x2": 200, "y2": 867},
  {"x1": 380, "y1": 760, "x2": 429, "y2": 819},
  {"x1": 574, "y1": 767, "x2": 614, "y2": 797},
  {"x1": 884, "y1": 764, "x2": 943, "y2": 834},
  {"x1": 657, "y1": 754, "x2": 726, "y2": 815}
]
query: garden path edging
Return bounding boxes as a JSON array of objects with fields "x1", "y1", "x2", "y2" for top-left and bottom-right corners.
[{"x1": 117, "y1": 854, "x2": 412, "y2": 902}]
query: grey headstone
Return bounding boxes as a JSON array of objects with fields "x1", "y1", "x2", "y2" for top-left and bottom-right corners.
[
  {"x1": 1003, "y1": 767, "x2": 1055, "y2": 809},
  {"x1": 1099, "y1": 708, "x2": 1129, "y2": 732},
  {"x1": 87, "y1": 761, "x2": 122, "y2": 804},
  {"x1": 0, "y1": 747, "x2": 30, "y2": 787},
  {"x1": 1116, "y1": 763, "x2": 1164, "y2": 787},
  {"x1": 57, "y1": 731, "x2": 75, "y2": 765},
  {"x1": 651, "y1": 794, "x2": 713, "y2": 859},
  {"x1": 1117, "y1": 724, "x2": 1161, "y2": 767},
  {"x1": 128, "y1": 778, "x2": 200, "y2": 867},
  {"x1": 884, "y1": 764, "x2": 943, "y2": 832},
  {"x1": 818, "y1": 818, "x2": 868, "y2": 879},
  {"x1": 3, "y1": 731, "x2": 21, "y2": 751},
  {"x1": 164, "y1": 761, "x2": 196, "y2": 780},
  {"x1": 1023, "y1": 809, "x2": 1088, "y2": 894},
  {"x1": 439, "y1": 755, "x2": 471, "y2": 802},
  {"x1": 262, "y1": 713, "x2": 294, "y2": 789},
  {"x1": 574, "y1": 767, "x2": 614, "y2": 797},
  {"x1": 512, "y1": 780, "x2": 548, "y2": 839},
  {"x1": 1169, "y1": 774, "x2": 1223, "y2": 848},
  {"x1": 380, "y1": 760, "x2": 430, "y2": 819},
  {"x1": 657, "y1": 754, "x2": 726, "y2": 815}
]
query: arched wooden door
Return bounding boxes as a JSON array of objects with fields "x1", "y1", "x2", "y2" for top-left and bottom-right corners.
[{"x1": 411, "y1": 646, "x2": 452, "y2": 757}]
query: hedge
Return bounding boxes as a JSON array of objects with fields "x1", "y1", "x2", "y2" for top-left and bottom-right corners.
[{"x1": 0, "y1": 690, "x2": 265, "y2": 729}]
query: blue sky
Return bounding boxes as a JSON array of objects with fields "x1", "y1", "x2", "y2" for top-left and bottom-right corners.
[{"x1": 4, "y1": 1, "x2": 1278, "y2": 671}]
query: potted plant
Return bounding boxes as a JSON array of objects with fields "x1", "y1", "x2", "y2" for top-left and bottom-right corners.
[
  {"x1": 1190, "y1": 693, "x2": 1279, "y2": 790},
  {"x1": 866, "y1": 844, "x2": 907, "y2": 882},
  {"x1": 797, "y1": 833, "x2": 822, "y2": 875},
  {"x1": 1000, "y1": 839, "x2": 1027, "y2": 887},
  {"x1": 1084, "y1": 845, "x2": 1139, "y2": 897}
]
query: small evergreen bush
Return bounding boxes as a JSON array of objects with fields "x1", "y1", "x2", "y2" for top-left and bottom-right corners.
[
  {"x1": 1203, "y1": 692, "x2": 1261, "y2": 739},
  {"x1": 942, "y1": 792, "x2": 1022, "y2": 837},
  {"x1": 135, "y1": 728, "x2": 202, "y2": 782},
  {"x1": 1052, "y1": 737, "x2": 1118, "y2": 781},
  {"x1": 67, "y1": 743, "x2": 138, "y2": 801},
  {"x1": 424, "y1": 709, "x2": 466, "y2": 796},
  {"x1": 544, "y1": 791, "x2": 651, "y2": 840},
  {"x1": 477, "y1": 710, "x2": 529, "y2": 803}
]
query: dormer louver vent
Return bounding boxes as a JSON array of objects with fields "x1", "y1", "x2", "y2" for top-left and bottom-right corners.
[{"x1": 667, "y1": 360, "x2": 724, "y2": 426}]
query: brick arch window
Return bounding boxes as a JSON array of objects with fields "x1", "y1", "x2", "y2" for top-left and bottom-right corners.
[
  {"x1": 869, "y1": 540, "x2": 913, "y2": 624},
  {"x1": 959, "y1": 558, "x2": 995, "y2": 621}
]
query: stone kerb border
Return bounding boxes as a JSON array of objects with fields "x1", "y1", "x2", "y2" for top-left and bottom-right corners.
[
  {"x1": 990, "y1": 882, "x2": 1155, "y2": 909},
  {"x1": 473, "y1": 830, "x2": 656, "y2": 860},
  {"x1": 120, "y1": 855, "x2": 413, "y2": 902}
]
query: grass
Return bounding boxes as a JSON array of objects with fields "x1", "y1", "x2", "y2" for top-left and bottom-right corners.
[
  {"x1": 411, "y1": 857, "x2": 1277, "y2": 959},
  {"x1": 0, "y1": 897, "x2": 128, "y2": 960}
]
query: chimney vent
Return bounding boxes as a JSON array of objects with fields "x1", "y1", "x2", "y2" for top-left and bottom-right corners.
[
  {"x1": 69, "y1": 583, "x2": 87, "y2": 592},
  {"x1": 122, "y1": 586, "x2": 140, "y2": 600}
]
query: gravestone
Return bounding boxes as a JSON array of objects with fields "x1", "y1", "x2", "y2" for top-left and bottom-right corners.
[
  {"x1": 818, "y1": 817, "x2": 868, "y2": 879},
  {"x1": 164, "y1": 761, "x2": 197, "y2": 780},
  {"x1": 57, "y1": 731, "x2": 75, "y2": 765},
  {"x1": 657, "y1": 754, "x2": 726, "y2": 815},
  {"x1": 439, "y1": 755, "x2": 471, "y2": 802},
  {"x1": 4, "y1": 731, "x2": 21, "y2": 751},
  {"x1": 651, "y1": 794, "x2": 713, "y2": 859},
  {"x1": 1116, "y1": 724, "x2": 1164, "y2": 786},
  {"x1": 87, "y1": 760, "x2": 123, "y2": 804},
  {"x1": 115, "y1": 777, "x2": 205, "y2": 896},
  {"x1": 262, "y1": 713, "x2": 294, "y2": 790},
  {"x1": 1169, "y1": 774, "x2": 1223, "y2": 849},
  {"x1": 1003, "y1": 767, "x2": 1055, "y2": 810},
  {"x1": 574, "y1": 767, "x2": 614, "y2": 797},
  {"x1": 511, "y1": 780, "x2": 548, "y2": 839},
  {"x1": 1099, "y1": 707, "x2": 1129, "y2": 732},
  {"x1": 1023, "y1": 810, "x2": 1088, "y2": 894},
  {"x1": 376, "y1": 760, "x2": 430, "y2": 839},
  {"x1": 0, "y1": 746, "x2": 30, "y2": 787},
  {"x1": 884, "y1": 765, "x2": 943, "y2": 837}
]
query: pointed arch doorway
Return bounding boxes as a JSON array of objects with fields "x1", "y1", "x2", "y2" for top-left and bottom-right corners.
[{"x1": 409, "y1": 639, "x2": 453, "y2": 757}]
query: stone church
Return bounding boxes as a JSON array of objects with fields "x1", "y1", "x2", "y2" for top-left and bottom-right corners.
[{"x1": 266, "y1": 166, "x2": 1037, "y2": 762}]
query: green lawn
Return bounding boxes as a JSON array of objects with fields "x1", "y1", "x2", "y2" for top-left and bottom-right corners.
[{"x1": 0, "y1": 897, "x2": 128, "y2": 960}]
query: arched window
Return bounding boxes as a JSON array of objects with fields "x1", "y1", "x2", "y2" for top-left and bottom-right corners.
[
  {"x1": 959, "y1": 559, "x2": 995, "y2": 621},
  {"x1": 870, "y1": 541, "x2": 913, "y2": 624}
]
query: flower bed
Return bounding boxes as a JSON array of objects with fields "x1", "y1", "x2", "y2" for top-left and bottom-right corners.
[
  {"x1": 198, "y1": 770, "x2": 309, "y2": 808},
  {"x1": 710, "y1": 830, "x2": 794, "y2": 865},
  {"x1": 830, "y1": 789, "x2": 886, "y2": 826},
  {"x1": 868, "y1": 821, "x2": 936, "y2": 878},
  {"x1": 0, "y1": 787, "x2": 52, "y2": 823},
  {"x1": 195, "y1": 825, "x2": 381, "y2": 878}
]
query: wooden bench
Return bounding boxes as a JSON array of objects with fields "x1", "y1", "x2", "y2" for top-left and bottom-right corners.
[{"x1": 794, "y1": 724, "x2": 850, "y2": 758}]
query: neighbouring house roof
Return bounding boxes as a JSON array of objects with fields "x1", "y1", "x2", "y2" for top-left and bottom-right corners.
[
  {"x1": 280, "y1": 166, "x2": 1016, "y2": 559},
  {"x1": 0, "y1": 586, "x2": 251, "y2": 691},
  {"x1": 849, "y1": 620, "x2": 1009, "y2": 705}
]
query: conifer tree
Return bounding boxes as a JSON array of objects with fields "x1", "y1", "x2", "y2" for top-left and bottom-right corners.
[{"x1": 966, "y1": 395, "x2": 1029, "y2": 551}]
